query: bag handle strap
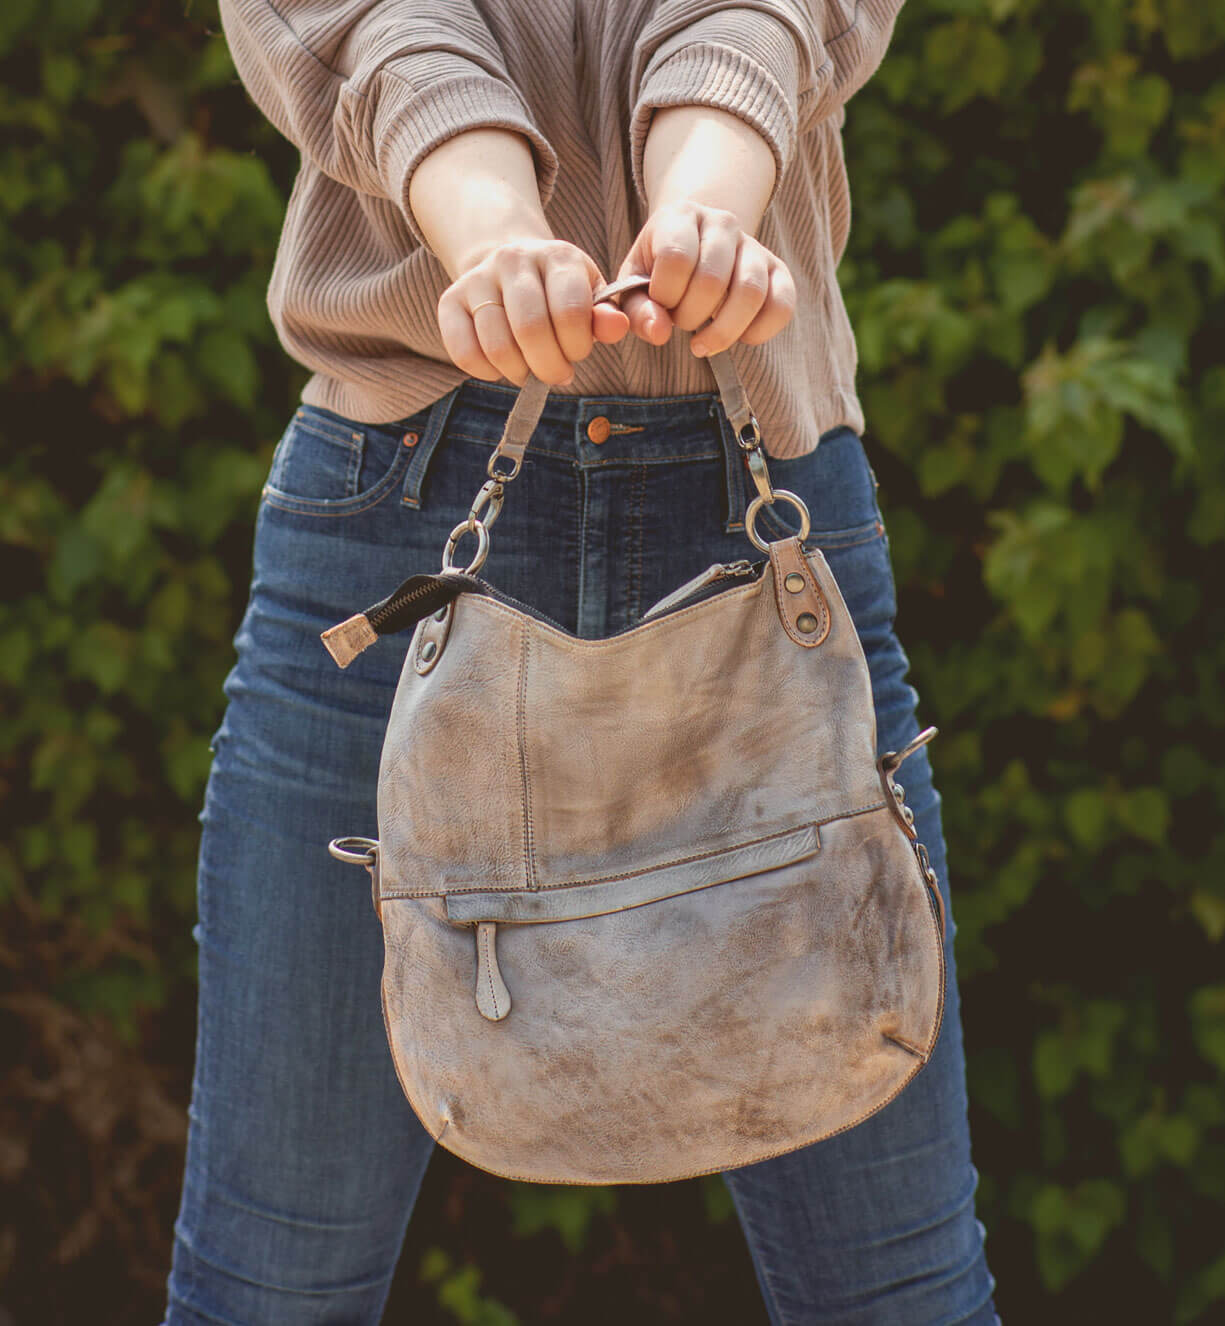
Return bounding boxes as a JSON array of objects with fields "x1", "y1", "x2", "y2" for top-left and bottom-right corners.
[
  {"x1": 441, "y1": 273, "x2": 810, "y2": 574},
  {"x1": 487, "y1": 274, "x2": 756, "y2": 474}
]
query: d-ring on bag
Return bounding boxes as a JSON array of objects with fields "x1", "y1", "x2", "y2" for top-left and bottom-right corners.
[{"x1": 322, "y1": 274, "x2": 946, "y2": 1185}]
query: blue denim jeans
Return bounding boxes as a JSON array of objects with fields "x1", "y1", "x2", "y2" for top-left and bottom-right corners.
[{"x1": 164, "y1": 380, "x2": 998, "y2": 1325}]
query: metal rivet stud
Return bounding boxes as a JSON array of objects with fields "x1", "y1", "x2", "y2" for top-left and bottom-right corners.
[
  {"x1": 403, "y1": 432, "x2": 419, "y2": 447},
  {"x1": 421, "y1": 639, "x2": 437, "y2": 662},
  {"x1": 784, "y1": 572, "x2": 805, "y2": 594},
  {"x1": 434, "y1": 607, "x2": 448, "y2": 622},
  {"x1": 796, "y1": 612, "x2": 819, "y2": 634}
]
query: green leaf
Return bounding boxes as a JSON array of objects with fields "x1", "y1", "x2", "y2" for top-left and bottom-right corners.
[{"x1": 1190, "y1": 987, "x2": 1225, "y2": 1073}]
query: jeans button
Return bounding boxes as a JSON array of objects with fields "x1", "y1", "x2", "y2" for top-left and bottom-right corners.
[{"x1": 586, "y1": 416, "x2": 611, "y2": 445}]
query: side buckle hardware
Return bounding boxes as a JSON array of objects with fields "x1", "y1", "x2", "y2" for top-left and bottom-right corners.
[
  {"x1": 328, "y1": 837, "x2": 382, "y2": 922},
  {"x1": 875, "y1": 727, "x2": 947, "y2": 940}
]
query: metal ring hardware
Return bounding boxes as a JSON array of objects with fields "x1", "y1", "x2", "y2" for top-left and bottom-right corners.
[
  {"x1": 443, "y1": 518, "x2": 491, "y2": 575},
  {"x1": 880, "y1": 725, "x2": 940, "y2": 775},
  {"x1": 744, "y1": 489, "x2": 812, "y2": 553},
  {"x1": 736, "y1": 416, "x2": 764, "y2": 451},
  {"x1": 468, "y1": 479, "x2": 505, "y2": 531},
  {"x1": 328, "y1": 836, "x2": 379, "y2": 865},
  {"x1": 744, "y1": 445, "x2": 776, "y2": 507},
  {"x1": 487, "y1": 450, "x2": 522, "y2": 482}
]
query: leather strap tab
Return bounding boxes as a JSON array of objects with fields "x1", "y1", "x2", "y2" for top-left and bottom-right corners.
[
  {"x1": 768, "y1": 537, "x2": 831, "y2": 648},
  {"x1": 414, "y1": 600, "x2": 454, "y2": 675},
  {"x1": 489, "y1": 375, "x2": 551, "y2": 465}
]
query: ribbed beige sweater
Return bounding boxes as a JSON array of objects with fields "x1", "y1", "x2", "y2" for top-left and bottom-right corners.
[{"x1": 218, "y1": 0, "x2": 903, "y2": 458}]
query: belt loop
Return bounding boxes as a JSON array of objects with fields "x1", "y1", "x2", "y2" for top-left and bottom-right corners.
[
  {"x1": 401, "y1": 386, "x2": 461, "y2": 508},
  {"x1": 710, "y1": 397, "x2": 747, "y2": 533}
]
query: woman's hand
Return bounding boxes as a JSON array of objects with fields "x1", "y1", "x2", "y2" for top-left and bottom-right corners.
[
  {"x1": 437, "y1": 238, "x2": 630, "y2": 388},
  {"x1": 614, "y1": 200, "x2": 797, "y2": 357}
]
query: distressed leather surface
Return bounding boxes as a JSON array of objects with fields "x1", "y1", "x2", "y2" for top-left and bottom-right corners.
[
  {"x1": 379, "y1": 542, "x2": 883, "y2": 896},
  {"x1": 380, "y1": 809, "x2": 943, "y2": 1184},
  {"x1": 371, "y1": 537, "x2": 947, "y2": 1183}
]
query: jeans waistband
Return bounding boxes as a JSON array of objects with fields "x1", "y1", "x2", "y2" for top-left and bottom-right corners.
[{"x1": 412, "y1": 379, "x2": 752, "y2": 531}]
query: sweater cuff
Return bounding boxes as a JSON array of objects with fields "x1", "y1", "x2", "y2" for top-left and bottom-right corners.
[
  {"x1": 629, "y1": 40, "x2": 799, "y2": 219},
  {"x1": 375, "y1": 70, "x2": 560, "y2": 251}
]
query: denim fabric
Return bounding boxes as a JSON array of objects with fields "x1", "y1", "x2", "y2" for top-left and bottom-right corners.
[{"x1": 163, "y1": 380, "x2": 999, "y2": 1325}]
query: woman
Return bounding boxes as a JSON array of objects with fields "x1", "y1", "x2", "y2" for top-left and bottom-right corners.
[{"x1": 163, "y1": 1, "x2": 999, "y2": 1321}]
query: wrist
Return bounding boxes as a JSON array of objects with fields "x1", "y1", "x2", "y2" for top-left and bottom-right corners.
[
  {"x1": 643, "y1": 105, "x2": 775, "y2": 236},
  {"x1": 452, "y1": 207, "x2": 555, "y2": 278},
  {"x1": 408, "y1": 127, "x2": 553, "y2": 279}
]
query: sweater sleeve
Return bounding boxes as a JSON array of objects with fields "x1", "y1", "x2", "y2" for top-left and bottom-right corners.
[
  {"x1": 217, "y1": 0, "x2": 560, "y2": 248},
  {"x1": 628, "y1": 1, "x2": 905, "y2": 216}
]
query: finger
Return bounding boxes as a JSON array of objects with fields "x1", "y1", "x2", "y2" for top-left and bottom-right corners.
[
  {"x1": 587, "y1": 257, "x2": 632, "y2": 344},
  {"x1": 503, "y1": 270, "x2": 573, "y2": 385},
  {"x1": 689, "y1": 246, "x2": 772, "y2": 357},
  {"x1": 472, "y1": 299, "x2": 532, "y2": 386},
  {"x1": 543, "y1": 258, "x2": 598, "y2": 366},
  {"x1": 438, "y1": 290, "x2": 502, "y2": 380},
  {"x1": 737, "y1": 261, "x2": 798, "y2": 346},
  {"x1": 669, "y1": 211, "x2": 739, "y2": 333},
  {"x1": 644, "y1": 208, "x2": 701, "y2": 311},
  {"x1": 621, "y1": 288, "x2": 673, "y2": 344},
  {"x1": 613, "y1": 253, "x2": 673, "y2": 342},
  {"x1": 592, "y1": 302, "x2": 631, "y2": 343}
]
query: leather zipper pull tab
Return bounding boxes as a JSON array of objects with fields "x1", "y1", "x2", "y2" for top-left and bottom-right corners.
[
  {"x1": 474, "y1": 921, "x2": 512, "y2": 1022},
  {"x1": 320, "y1": 571, "x2": 481, "y2": 668}
]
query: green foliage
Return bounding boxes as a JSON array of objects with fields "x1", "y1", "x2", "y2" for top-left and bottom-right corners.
[
  {"x1": 419, "y1": 1248, "x2": 520, "y2": 1326},
  {"x1": 0, "y1": 1, "x2": 296, "y2": 1055},
  {"x1": 0, "y1": 0, "x2": 1221, "y2": 1320},
  {"x1": 508, "y1": 1182, "x2": 618, "y2": 1253},
  {"x1": 839, "y1": 0, "x2": 1225, "y2": 1314}
]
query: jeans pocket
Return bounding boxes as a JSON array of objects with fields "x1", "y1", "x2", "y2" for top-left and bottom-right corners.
[{"x1": 262, "y1": 406, "x2": 412, "y2": 517}]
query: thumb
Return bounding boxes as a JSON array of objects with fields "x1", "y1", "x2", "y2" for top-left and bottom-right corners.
[
  {"x1": 585, "y1": 259, "x2": 631, "y2": 344},
  {"x1": 613, "y1": 253, "x2": 672, "y2": 346}
]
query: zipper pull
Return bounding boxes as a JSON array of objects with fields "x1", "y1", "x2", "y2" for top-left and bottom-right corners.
[
  {"x1": 639, "y1": 559, "x2": 757, "y2": 622},
  {"x1": 320, "y1": 570, "x2": 480, "y2": 669},
  {"x1": 721, "y1": 559, "x2": 755, "y2": 577},
  {"x1": 474, "y1": 921, "x2": 512, "y2": 1022}
]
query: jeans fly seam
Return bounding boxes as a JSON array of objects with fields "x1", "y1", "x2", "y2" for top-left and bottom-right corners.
[
  {"x1": 574, "y1": 466, "x2": 589, "y2": 638},
  {"x1": 629, "y1": 464, "x2": 646, "y2": 624}
]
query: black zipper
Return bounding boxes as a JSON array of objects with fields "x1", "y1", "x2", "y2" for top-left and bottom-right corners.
[
  {"x1": 367, "y1": 576, "x2": 458, "y2": 631},
  {"x1": 352, "y1": 557, "x2": 766, "y2": 645}
]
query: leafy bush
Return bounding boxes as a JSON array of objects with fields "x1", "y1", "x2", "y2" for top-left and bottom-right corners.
[{"x1": 1, "y1": 1, "x2": 1221, "y2": 1321}]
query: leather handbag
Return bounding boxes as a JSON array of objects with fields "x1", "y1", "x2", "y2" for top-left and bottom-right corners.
[{"x1": 322, "y1": 274, "x2": 946, "y2": 1185}]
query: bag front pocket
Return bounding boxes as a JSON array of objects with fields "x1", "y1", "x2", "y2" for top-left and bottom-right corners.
[
  {"x1": 376, "y1": 804, "x2": 945, "y2": 1186},
  {"x1": 445, "y1": 822, "x2": 822, "y2": 1021}
]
